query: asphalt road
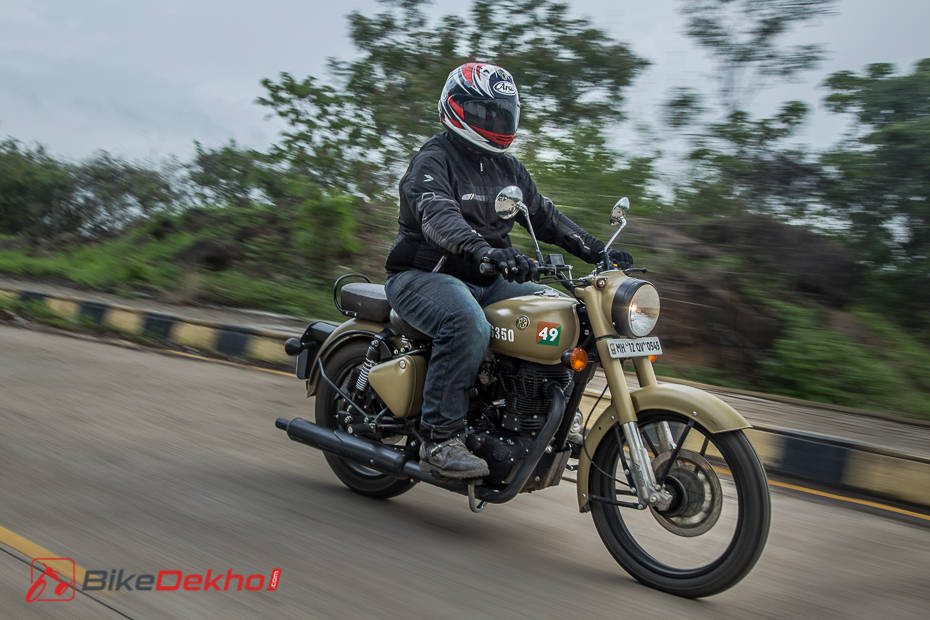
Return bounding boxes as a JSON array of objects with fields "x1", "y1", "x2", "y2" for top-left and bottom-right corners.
[{"x1": 1, "y1": 324, "x2": 928, "y2": 619}]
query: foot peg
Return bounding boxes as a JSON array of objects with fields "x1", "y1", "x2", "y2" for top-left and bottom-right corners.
[{"x1": 467, "y1": 483, "x2": 487, "y2": 513}]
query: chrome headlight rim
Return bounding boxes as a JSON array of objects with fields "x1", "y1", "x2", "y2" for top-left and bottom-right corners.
[{"x1": 611, "y1": 279, "x2": 661, "y2": 338}]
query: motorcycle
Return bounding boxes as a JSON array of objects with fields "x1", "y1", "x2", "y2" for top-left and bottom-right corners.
[{"x1": 275, "y1": 187, "x2": 771, "y2": 598}]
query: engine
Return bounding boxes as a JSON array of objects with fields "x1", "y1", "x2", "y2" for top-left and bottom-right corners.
[
  {"x1": 466, "y1": 356, "x2": 572, "y2": 484},
  {"x1": 496, "y1": 358, "x2": 572, "y2": 434}
]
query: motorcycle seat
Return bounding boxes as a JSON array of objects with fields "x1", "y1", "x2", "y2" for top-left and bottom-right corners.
[
  {"x1": 340, "y1": 282, "x2": 391, "y2": 322},
  {"x1": 389, "y1": 309, "x2": 430, "y2": 341}
]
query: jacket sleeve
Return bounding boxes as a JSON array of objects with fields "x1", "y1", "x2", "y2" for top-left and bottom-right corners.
[
  {"x1": 401, "y1": 153, "x2": 492, "y2": 262},
  {"x1": 516, "y1": 163, "x2": 605, "y2": 263}
]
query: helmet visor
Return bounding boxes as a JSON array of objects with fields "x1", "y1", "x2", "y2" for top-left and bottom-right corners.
[{"x1": 462, "y1": 98, "x2": 520, "y2": 136}]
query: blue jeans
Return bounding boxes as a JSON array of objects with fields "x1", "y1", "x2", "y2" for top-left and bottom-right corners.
[{"x1": 384, "y1": 270, "x2": 553, "y2": 440}]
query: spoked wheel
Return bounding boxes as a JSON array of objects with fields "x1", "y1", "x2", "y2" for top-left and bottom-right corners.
[
  {"x1": 589, "y1": 410, "x2": 770, "y2": 598},
  {"x1": 315, "y1": 341, "x2": 416, "y2": 499}
]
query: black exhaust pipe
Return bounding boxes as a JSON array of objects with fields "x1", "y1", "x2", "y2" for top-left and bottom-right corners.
[
  {"x1": 275, "y1": 417, "x2": 408, "y2": 474},
  {"x1": 274, "y1": 382, "x2": 566, "y2": 503}
]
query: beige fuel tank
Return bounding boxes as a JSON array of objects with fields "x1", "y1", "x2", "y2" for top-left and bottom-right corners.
[{"x1": 483, "y1": 295, "x2": 580, "y2": 365}]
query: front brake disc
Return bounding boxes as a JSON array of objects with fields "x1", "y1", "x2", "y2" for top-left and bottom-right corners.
[{"x1": 649, "y1": 449, "x2": 723, "y2": 537}]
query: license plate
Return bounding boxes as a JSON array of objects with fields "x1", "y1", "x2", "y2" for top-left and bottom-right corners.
[{"x1": 606, "y1": 337, "x2": 662, "y2": 359}]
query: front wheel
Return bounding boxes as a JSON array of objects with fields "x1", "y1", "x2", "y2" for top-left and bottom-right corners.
[{"x1": 588, "y1": 410, "x2": 770, "y2": 597}]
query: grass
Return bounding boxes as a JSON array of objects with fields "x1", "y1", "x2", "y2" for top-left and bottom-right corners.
[
  {"x1": 0, "y1": 235, "x2": 186, "y2": 292},
  {"x1": 198, "y1": 271, "x2": 339, "y2": 319},
  {"x1": 0, "y1": 209, "x2": 344, "y2": 320}
]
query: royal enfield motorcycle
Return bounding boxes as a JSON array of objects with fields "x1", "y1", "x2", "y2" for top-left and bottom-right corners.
[{"x1": 275, "y1": 188, "x2": 771, "y2": 598}]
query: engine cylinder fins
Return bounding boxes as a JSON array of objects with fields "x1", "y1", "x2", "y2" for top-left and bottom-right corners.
[{"x1": 498, "y1": 360, "x2": 572, "y2": 433}]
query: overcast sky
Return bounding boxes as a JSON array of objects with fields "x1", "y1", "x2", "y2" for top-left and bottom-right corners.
[{"x1": 1, "y1": 0, "x2": 928, "y2": 165}]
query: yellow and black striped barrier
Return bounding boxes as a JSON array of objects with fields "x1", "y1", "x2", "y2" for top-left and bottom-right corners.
[
  {"x1": 4, "y1": 285, "x2": 929, "y2": 510},
  {"x1": 1, "y1": 287, "x2": 291, "y2": 366},
  {"x1": 575, "y1": 391, "x2": 930, "y2": 510}
]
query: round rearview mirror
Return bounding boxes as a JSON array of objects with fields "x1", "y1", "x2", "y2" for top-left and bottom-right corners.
[
  {"x1": 609, "y1": 197, "x2": 630, "y2": 226},
  {"x1": 494, "y1": 185, "x2": 524, "y2": 220}
]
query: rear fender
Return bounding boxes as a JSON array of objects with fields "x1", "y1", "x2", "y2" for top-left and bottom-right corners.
[
  {"x1": 576, "y1": 383, "x2": 750, "y2": 512},
  {"x1": 305, "y1": 318, "x2": 386, "y2": 396}
]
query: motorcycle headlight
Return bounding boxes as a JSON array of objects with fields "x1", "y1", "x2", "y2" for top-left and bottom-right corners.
[{"x1": 611, "y1": 279, "x2": 661, "y2": 338}]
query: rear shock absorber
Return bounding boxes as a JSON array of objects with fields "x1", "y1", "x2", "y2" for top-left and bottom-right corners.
[
  {"x1": 355, "y1": 334, "x2": 386, "y2": 393},
  {"x1": 355, "y1": 358, "x2": 375, "y2": 392}
]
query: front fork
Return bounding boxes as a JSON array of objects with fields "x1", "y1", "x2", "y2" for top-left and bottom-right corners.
[{"x1": 596, "y1": 343, "x2": 673, "y2": 511}]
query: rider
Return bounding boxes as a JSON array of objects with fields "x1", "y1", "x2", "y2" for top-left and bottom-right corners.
[{"x1": 385, "y1": 62, "x2": 634, "y2": 479}]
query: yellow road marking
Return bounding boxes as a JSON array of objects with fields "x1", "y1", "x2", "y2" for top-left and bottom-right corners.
[
  {"x1": 766, "y1": 479, "x2": 930, "y2": 521},
  {"x1": 0, "y1": 525, "x2": 88, "y2": 585},
  {"x1": 709, "y1": 465, "x2": 930, "y2": 521}
]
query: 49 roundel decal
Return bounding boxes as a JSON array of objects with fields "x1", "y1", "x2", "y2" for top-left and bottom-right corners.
[{"x1": 536, "y1": 322, "x2": 561, "y2": 346}]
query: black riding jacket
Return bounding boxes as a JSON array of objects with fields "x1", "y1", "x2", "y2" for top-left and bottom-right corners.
[{"x1": 385, "y1": 131, "x2": 606, "y2": 285}]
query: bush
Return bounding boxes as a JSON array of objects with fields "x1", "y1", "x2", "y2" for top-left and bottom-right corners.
[
  {"x1": 0, "y1": 139, "x2": 177, "y2": 242},
  {"x1": 760, "y1": 303, "x2": 902, "y2": 408}
]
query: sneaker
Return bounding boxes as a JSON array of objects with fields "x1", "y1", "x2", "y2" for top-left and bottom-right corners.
[{"x1": 419, "y1": 437, "x2": 489, "y2": 479}]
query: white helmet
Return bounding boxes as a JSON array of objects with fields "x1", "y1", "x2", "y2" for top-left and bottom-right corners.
[{"x1": 438, "y1": 62, "x2": 521, "y2": 154}]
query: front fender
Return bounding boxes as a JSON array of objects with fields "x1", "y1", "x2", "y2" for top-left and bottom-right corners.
[{"x1": 576, "y1": 383, "x2": 750, "y2": 512}]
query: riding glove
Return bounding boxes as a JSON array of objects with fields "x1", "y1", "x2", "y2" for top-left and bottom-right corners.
[
  {"x1": 481, "y1": 248, "x2": 537, "y2": 283},
  {"x1": 607, "y1": 249, "x2": 634, "y2": 270}
]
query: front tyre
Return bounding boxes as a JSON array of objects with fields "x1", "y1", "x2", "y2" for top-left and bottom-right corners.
[
  {"x1": 589, "y1": 411, "x2": 770, "y2": 597},
  {"x1": 315, "y1": 341, "x2": 416, "y2": 499}
]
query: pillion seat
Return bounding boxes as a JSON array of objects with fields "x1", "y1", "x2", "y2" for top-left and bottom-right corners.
[
  {"x1": 340, "y1": 282, "x2": 391, "y2": 322},
  {"x1": 339, "y1": 282, "x2": 431, "y2": 341}
]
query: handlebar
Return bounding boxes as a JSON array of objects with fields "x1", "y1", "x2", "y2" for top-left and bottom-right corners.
[
  {"x1": 479, "y1": 259, "x2": 558, "y2": 279},
  {"x1": 478, "y1": 261, "x2": 497, "y2": 276}
]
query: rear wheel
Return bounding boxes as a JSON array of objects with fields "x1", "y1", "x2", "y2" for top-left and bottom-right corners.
[
  {"x1": 588, "y1": 410, "x2": 770, "y2": 597},
  {"x1": 315, "y1": 340, "x2": 416, "y2": 499}
]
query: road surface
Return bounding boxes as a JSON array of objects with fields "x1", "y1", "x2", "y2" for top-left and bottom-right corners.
[{"x1": 1, "y1": 324, "x2": 927, "y2": 618}]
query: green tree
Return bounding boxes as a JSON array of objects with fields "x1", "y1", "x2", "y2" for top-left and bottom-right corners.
[
  {"x1": 188, "y1": 140, "x2": 282, "y2": 207},
  {"x1": 671, "y1": 101, "x2": 824, "y2": 216},
  {"x1": 256, "y1": 0, "x2": 652, "y2": 271},
  {"x1": 288, "y1": 178, "x2": 360, "y2": 273},
  {"x1": 259, "y1": 0, "x2": 646, "y2": 176},
  {"x1": 0, "y1": 139, "x2": 177, "y2": 242},
  {"x1": 72, "y1": 152, "x2": 177, "y2": 235},
  {"x1": 680, "y1": 0, "x2": 836, "y2": 113},
  {"x1": 820, "y1": 59, "x2": 930, "y2": 331},
  {"x1": 0, "y1": 139, "x2": 76, "y2": 240},
  {"x1": 523, "y1": 120, "x2": 660, "y2": 229},
  {"x1": 666, "y1": 0, "x2": 835, "y2": 216}
]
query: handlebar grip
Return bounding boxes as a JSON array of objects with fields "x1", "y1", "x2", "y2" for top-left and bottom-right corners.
[
  {"x1": 478, "y1": 261, "x2": 497, "y2": 276},
  {"x1": 479, "y1": 259, "x2": 557, "y2": 279}
]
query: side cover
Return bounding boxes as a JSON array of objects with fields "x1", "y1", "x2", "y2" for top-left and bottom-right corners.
[{"x1": 367, "y1": 355, "x2": 427, "y2": 418}]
